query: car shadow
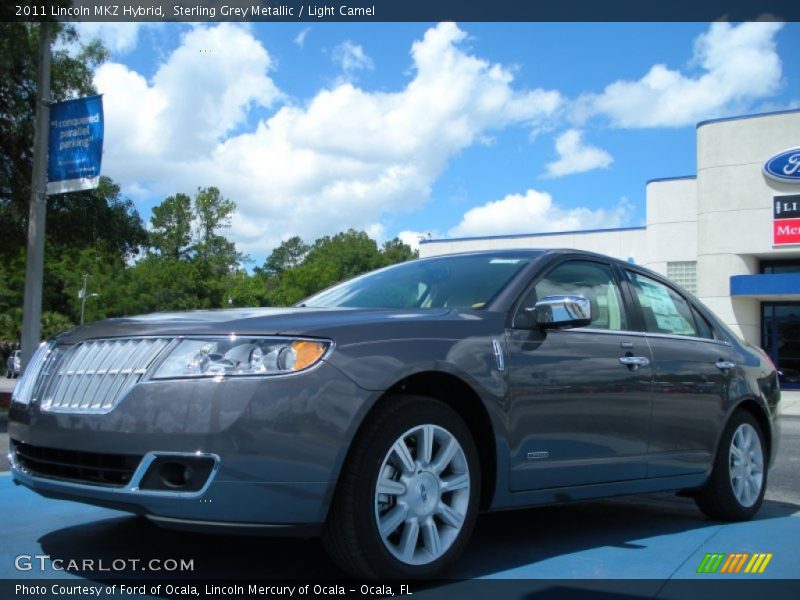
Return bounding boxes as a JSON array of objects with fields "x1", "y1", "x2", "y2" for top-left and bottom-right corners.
[
  {"x1": 36, "y1": 493, "x2": 799, "y2": 583},
  {"x1": 452, "y1": 493, "x2": 798, "y2": 578}
]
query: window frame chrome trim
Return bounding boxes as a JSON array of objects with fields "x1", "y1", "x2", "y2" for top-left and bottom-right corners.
[{"x1": 560, "y1": 326, "x2": 731, "y2": 347}]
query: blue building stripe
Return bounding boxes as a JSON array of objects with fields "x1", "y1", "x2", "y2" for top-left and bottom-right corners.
[{"x1": 730, "y1": 273, "x2": 800, "y2": 297}]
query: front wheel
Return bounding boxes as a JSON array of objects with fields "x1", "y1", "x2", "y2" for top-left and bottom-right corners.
[
  {"x1": 694, "y1": 410, "x2": 767, "y2": 521},
  {"x1": 323, "y1": 395, "x2": 480, "y2": 578}
]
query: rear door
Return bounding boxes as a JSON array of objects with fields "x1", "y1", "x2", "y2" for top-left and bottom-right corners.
[
  {"x1": 622, "y1": 269, "x2": 734, "y2": 477},
  {"x1": 505, "y1": 258, "x2": 653, "y2": 491}
]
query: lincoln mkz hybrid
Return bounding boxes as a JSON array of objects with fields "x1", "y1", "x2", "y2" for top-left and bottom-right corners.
[{"x1": 9, "y1": 249, "x2": 780, "y2": 577}]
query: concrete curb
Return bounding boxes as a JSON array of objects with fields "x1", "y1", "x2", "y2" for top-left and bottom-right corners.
[{"x1": 780, "y1": 391, "x2": 800, "y2": 417}]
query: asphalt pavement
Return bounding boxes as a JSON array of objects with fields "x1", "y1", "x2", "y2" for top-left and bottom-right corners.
[{"x1": 0, "y1": 389, "x2": 798, "y2": 584}]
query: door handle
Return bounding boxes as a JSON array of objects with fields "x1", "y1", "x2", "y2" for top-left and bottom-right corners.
[
  {"x1": 715, "y1": 360, "x2": 736, "y2": 370},
  {"x1": 619, "y1": 355, "x2": 650, "y2": 367}
]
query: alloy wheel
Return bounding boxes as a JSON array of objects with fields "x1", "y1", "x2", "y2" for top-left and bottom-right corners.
[
  {"x1": 374, "y1": 424, "x2": 471, "y2": 566},
  {"x1": 729, "y1": 422, "x2": 764, "y2": 508}
]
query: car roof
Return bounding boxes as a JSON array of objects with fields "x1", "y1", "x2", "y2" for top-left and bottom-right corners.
[{"x1": 419, "y1": 248, "x2": 628, "y2": 265}]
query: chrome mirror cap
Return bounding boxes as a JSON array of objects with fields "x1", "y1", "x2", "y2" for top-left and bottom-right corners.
[{"x1": 530, "y1": 295, "x2": 592, "y2": 329}]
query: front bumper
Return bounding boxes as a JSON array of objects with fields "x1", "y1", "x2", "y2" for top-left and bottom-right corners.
[{"x1": 9, "y1": 361, "x2": 374, "y2": 530}]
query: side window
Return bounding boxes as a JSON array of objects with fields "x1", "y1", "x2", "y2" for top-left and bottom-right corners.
[
  {"x1": 522, "y1": 260, "x2": 627, "y2": 330},
  {"x1": 627, "y1": 271, "x2": 698, "y2": 337},
  {"x1": 692, "y1": 306, "x2": 716, "y2": 340}
]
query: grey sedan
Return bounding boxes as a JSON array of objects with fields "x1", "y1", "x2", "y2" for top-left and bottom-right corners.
[{"x1": 9, "y1": 249, "x2": 780, "y2": 578}]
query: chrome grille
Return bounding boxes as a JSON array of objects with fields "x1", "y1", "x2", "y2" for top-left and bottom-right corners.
[{"x1": 37, "y1": 338, "x2": 172, "y2": 413}]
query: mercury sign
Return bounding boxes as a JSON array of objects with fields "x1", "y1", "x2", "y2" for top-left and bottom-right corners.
[
  {"x1": 764, "y1": 147, "x2": 800, "y2": 183},
  {"x1": 47, "y1": 95, "x2": 104, "y2": 195}
]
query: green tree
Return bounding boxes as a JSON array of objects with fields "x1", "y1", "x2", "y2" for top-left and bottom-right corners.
[
  {"x1": 193, "y1": 187, "x2": 239, "y2": 265},
  {"x1": 381, "y1": 237, "x2": 419, "y2": 265},
  {"x1": 29, "y1": 178, "x2": 146, "y2": 322},
  {"x1": 47, "y1": 244, "x2": 130, "y2": 323},
  {"x1": 270, "y1": 230, "x2": 411, "y2": 305},
  {"x1": 125, "y1": 255, "x2": 206, "y2": 314},
  {"x1": 0, "y1": 308, "x2": 70, "y2": 341},
  {"x1": 0, "y1": 23, "x2": 108, "y2": 255},
  {"x1": 261, "y1": 236, "x2": 309, "y2": 275},
  {"x1": 0, "y1": 24, "x2": 147, "y2": 330},
  {"x1": 41, "y1": 311, "x2": 73, "y2": 339},
  {"x1": 225, "y1": 268, "x2": 269, "y2": 308},
  {"x1": 149, "y1": 193, "x2": 193, "y2": 259},
  {"x1": 0, "y1": 309, "x2": 22, "y2": 341},
  {"x1": 47, "y1": 177, "x2": 147, "y2": 258}
]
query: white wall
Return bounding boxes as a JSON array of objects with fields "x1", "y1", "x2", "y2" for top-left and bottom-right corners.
[
  {"x1": 419, "y1": 228, "x2": 647, "y2": 262},
  {"x1": 696, "y1": 111, "x2": 800, "y2": 344},
  {"x1": 642, "y1": 177, "x2": 697, "y2": 276},
  {"x1": 417, "y1": 110, "x2": 800, "y2": 347}
]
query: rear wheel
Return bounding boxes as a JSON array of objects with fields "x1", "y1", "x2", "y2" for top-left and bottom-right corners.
[
  {"x1": 323, "y1": 395, "x2": 480, "y2": 578},
  {"x1": 694, "y1": 410, "x2": 767, "y2": 521}
]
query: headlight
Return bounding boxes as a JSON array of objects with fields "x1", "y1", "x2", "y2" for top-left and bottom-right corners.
[{"x1": 152, "y1": 337, "x2": 332, "y2": 379}]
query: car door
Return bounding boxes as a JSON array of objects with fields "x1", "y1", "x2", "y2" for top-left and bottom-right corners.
[
  {"x1": 622, "y1": 268, "x2": 735, "y2": 477},
  {"x1": 505, "y1": 258, "x2": 653, "y2": 491}
]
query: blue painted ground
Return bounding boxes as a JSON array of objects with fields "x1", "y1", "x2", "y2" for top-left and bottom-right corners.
[{"x1": 0, "y1": 473, "x2": 797, "y2": 582}]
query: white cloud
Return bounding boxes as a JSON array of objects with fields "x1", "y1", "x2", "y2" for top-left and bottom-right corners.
[
  {"x1": 332, "y1": 40, "x2": 374, "y2": 74},
  {"x1": 365, "y1": 223, "x2": 386, "y2": 243},
  {"x1": 575, "y1": 22, "x2": 784, "y2": 128},
  {"x1": 449, "y1": 189, "x2": 631, "y2": 238},
  {"x1": 544, "y1": 129, "x2": 613, "y2": 178},
  {"x1": 73, "y1": 23, "x2": 149, "y2": 54},
  {"x1": 96, "y1": 23, "x2": 281, "y2": 163},
  {"x1": 96, "y1": 22, "x2": 562, "y2": 256},
  {"x1": 294, "y1": 27, "x2": 311, "y2": 48},
  {"x1": 398, "y1": 230, "x2": 438, "y2": 252}
]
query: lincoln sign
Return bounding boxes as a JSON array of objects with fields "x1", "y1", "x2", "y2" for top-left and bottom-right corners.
[{"x1": 774, "y1": 194, "x2": 800, "y2": 246}]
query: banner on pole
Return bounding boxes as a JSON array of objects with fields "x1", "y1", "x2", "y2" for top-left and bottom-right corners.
[{"x1": 47, "y1": 95, "x2": 103, "y2": 195}]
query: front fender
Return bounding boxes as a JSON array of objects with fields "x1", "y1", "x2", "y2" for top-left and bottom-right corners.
[{"x1": 328, "y1": 336, "x2": 507, "y2": 399}]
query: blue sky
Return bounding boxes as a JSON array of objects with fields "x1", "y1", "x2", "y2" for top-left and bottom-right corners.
[{"x1": 74, "y1": 22, "x2": 800, "y2": 263}]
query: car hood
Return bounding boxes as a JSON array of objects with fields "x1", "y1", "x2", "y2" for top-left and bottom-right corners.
[{"x1": 54, "y1": 306, "x2": 458, "y2": 345}]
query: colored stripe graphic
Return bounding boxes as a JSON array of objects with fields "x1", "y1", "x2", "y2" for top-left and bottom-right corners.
[
  {"x1": 750, "y1": 553, "x2": 766, "y2": 573},
  {"x1": 696, "y1": 554, "x2": 713, "y2": 573},
  {"x1": 720, "y1": 553, "x2": 737, "y2": 573},
  {"x1": 745, "y1": 554, "x2": 759, "y2": 573},
  {"x1": 699, "y1": 552, "x2": 772, "y2": 574},
  {"x1": 733, "y1": 553, "x2": 749, "y2": 573},
  {"x1": 758, "y1": 554, "x2": 773, "y2": 573},
  {"x1": 697, "y1": 553, "x2": 725, "y2": 573}
]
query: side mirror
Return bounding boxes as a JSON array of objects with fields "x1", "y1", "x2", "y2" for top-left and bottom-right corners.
[{"x1": 528, "y1": 295, "x2": 591, "y2": 329}]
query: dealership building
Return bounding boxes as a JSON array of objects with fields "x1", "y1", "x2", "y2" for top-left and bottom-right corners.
[{"x1": 420, "y1": 109, "x2": 800, "y2": 378}]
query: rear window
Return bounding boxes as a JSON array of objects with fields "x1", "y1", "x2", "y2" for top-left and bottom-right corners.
[{"x1": 627, "y1": 271, "x2": 698, "y2": 337}]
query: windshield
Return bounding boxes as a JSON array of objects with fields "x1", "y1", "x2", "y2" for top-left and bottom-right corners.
[{"x1": 301, "y1": 255, "x2": 530, "y2": 309}]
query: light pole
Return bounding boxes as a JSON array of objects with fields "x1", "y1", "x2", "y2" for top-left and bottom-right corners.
[
  {"x1": 79, "y1": 273, "x2": 99, "y2": 326},
  {"x1": 20, "y1": 24, "x2": 52, "y2": 368}
]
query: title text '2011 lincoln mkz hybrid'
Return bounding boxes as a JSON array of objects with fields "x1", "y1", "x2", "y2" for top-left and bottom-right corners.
[{"x1": 9, "y1": 250, "x2": 780, "y2": 577}]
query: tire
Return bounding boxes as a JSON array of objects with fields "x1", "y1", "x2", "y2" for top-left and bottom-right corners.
[
  {"x1": 694, "y1": 409, "x2": 767, "y2": 521},
  {"x1": 323, "y1": 394, "x2": 481, "y2": 579}
]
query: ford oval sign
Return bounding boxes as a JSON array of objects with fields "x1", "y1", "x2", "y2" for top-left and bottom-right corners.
[{"x1": 764, "y1": 147, "x2": 800, "y2": 183}]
